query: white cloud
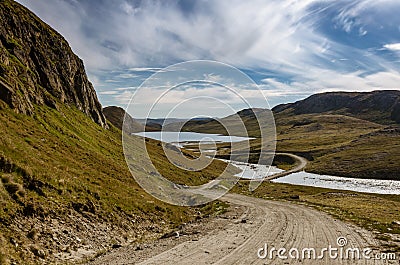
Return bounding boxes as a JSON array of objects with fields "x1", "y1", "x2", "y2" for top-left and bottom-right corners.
[
  {"x1": 98, "y1": 90, "x2": 119, "y2": 95},
  {"x1": 261, "y1": 69, "x2": 400, "y2": 96},
  {"x1": 117, "y1": 73, "x2": 140, "y2": 79},
  {"x1": 104, "y1": 79, "x2": 121, "y2": 83},
  {"x1": 114, "y1": 90, "x2": 134, "y2": 105},
  {"x1": 358, "y1": 27, "x2": 368, "y2": 36},
  {"x1": 128, "y1": 67, "x2": 163, "y2": 72},
  {"x1": 15, "y1": 0, "x2": 400, "y2": 115},
  {"x1": 384, "y1": 43, "x2": 400, "y2": 51},
  {"x1": 334, "y1": 0, "x2": 400, "y2": 32},
  {"x1": 16, "y1": 0, "x2": 336, "y2": 71},
  {"x1": 16, "y1": 0, "x2": 400, "y2": 73}
]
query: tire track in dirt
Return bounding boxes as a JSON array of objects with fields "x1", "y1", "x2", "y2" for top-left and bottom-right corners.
[{"x1": 88, "y1": 193, "x2": 393, "y2": 265}]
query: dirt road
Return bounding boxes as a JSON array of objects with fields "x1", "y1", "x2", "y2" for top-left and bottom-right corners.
[
  {"x1": 88, "y1": 193, "x2": 393, "y2": 264},
  {"x1": 264, "y1": 152, "x2": 308, "y2": 180}
]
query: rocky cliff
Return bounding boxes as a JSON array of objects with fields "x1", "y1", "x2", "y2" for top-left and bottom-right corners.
[{"x1": 0, "y1": 0, "x2": 107, "y2": 128}]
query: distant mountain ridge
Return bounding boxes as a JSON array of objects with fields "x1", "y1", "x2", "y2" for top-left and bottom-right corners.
[
  {"x1": 165, "y1": 108, "x2": 272, "y2": 137},
  {"x1": 272, "y1": 90, "x2": 400, "y2": 125},
  {"x1": 0, "y1": 0, "x2": 107, "y2": 127},
  {"x1": 157, "y1": 91, "x2": 400, "y2": 135}
]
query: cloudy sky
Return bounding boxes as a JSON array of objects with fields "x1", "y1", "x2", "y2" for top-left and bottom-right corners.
[{"x1": 17, "y1": 0, "x2": 400, "y2": 118}]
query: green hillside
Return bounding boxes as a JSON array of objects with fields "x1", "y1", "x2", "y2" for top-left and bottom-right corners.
[
  {"x1": 0, "y1": 103, "x2": 229, "y2": 264},
  {"x1": 0, "y1": 1, "x2": 233, "y2": 263},
  {"x1": 273, "y1": 113, "x2": 400, "y2": 179}
]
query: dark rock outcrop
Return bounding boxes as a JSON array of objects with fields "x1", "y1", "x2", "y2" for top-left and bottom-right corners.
[
  {"x1": 391, "y1": 100, "x2": 400, "y2": 123},
  {"x1": 144, "y1": 122, "x2": 162, "y2": 132},
  {"x1": 103, "y1": 106, "x2": 144, "y2": 133},
  {"x1": 273, "y1": 90, "x2": 400, "y2": 124},
  {"x1": 0, "y1": 0, "x2": 107, "y2": 128},
  {"x1": 236, "y1": 108, "x2": 268, "y2": 119}
]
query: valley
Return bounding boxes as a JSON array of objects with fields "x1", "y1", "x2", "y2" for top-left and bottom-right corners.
[
  {"x1": 0, "y1": 0, "x2": 399, "y2": 264},
  {"x1": 169, "y1": 93, "x2": 400, "y2": 180}
]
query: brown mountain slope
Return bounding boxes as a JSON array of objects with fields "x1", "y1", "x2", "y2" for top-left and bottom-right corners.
[
  {"x1": 272, "y1": 90, "x2": 400, "y2": 125},
  {"x1": 272, "y1": 113, "x2": 400, "y2": 180}
]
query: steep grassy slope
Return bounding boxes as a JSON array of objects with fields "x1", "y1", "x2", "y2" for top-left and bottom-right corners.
[
  {"x1": 0, "y1": 103, "x2": 228, "y2": 264},
  {"x1": 0, "y1": 1, "x2": 232, "y2": 263}
]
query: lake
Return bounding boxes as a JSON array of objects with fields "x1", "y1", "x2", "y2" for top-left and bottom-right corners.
[
  {"x1": 134, "y1": 131, "x2": 400, "y2": 195},
  {"x1": 133, "y1": 131, "x2": 253, "y2": 147}
]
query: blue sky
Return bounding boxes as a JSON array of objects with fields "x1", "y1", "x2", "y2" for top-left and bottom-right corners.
[{"x1": 16, "y1": 0, "x2": 400, "y2": 118}]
